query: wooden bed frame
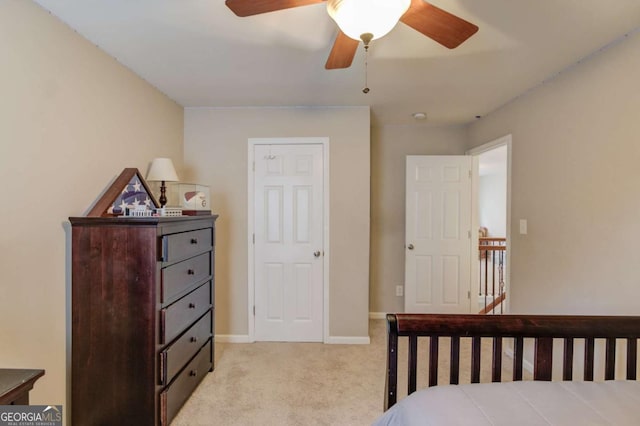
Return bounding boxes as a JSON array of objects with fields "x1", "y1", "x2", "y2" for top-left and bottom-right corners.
[{"x1": 384, "y1": 313, "x2": 640, "y2": 410}]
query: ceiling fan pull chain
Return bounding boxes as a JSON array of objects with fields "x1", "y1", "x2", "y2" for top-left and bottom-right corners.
[
  {"x1": 362, "y1": 47, "x2": 369, "y2": 94},
  {"x1": 361, "y1": 33, "x2": 373, "y2": 94}
]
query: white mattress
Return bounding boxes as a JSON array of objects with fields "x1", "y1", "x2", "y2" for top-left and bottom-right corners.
[{"x1": 373, "y1": 380, "x2": 640, "y2": 425}]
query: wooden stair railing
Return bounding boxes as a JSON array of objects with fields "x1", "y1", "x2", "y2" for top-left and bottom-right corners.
[
  {"x1": 478, "y1": 292, "x2": 506, "y2": 314},
  {"x1": 479, "y1": 237, "x2": 506, "y2": 314}
]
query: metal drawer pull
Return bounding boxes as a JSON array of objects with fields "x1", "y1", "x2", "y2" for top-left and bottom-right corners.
[
  {"x1": 188, "y1": 302, "x2": 196, "y2": 309},
  {"x1": 190, "y1": 336, "x2": 198, "y2": 343},
  {"x1": 187, "y1": 269, "x2": 195, "y2": 275},
  {"x1": 190, "y1": 370, "x2": 197, "y2": 377},
  {"x1": 190, "y1": 238, "x2": 198, "y2": 244}
]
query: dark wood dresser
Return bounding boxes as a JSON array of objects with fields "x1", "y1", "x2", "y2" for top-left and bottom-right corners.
[{"x1": 69, "y1": 215, "x2": 217, "y2": 425}]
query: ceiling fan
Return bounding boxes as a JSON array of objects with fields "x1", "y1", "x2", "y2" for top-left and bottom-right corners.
[{"x1": 225, "y1": 0, "x2": 479, "y2": 70}]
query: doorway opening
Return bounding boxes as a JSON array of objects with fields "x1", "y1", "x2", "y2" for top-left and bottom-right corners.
[{"x1": 468, "y1": 135, "x2": 511, "y2": 314}]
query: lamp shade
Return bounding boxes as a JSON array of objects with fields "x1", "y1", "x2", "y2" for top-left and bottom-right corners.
[
  {"x1": 146, "y1": 158, "x2": 179, "y2": 182},
  {"x1": 327, "y1": 0, "x2": 410, "y2": 41}
]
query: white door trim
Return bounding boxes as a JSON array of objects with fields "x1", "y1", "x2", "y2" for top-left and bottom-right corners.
[
  {"x1": 247, "y1": 137, "x2": 330, "y2": 343},
  {"x1": 466, "y1": 134, "x2": 512, "y2": 313}
]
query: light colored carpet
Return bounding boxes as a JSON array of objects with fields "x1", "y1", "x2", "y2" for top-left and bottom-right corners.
[{"x1": 172, "y1": 319, "x2": 528, "y2": 426}]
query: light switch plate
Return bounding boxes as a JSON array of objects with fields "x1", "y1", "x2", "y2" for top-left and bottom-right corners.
[{"x1": 519, "y1": 219, "x2": 528, "y2": 234}]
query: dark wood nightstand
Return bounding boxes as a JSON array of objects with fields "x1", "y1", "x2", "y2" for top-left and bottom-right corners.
[{"x1": 0, "y1": 369, "x2": 45, "y2": 405}]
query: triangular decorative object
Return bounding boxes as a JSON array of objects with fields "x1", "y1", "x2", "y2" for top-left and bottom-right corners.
[{"x1": 86, "y1": 168, "x2": 159, "y2": 217}]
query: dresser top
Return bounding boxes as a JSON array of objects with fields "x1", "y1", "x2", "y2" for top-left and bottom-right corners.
[
  {"x1": 0, "y1": 369, "x2": 45, "y2": 401},
  {"x1": 69, "y1": 214, "x2": 218, "y2": 226}
]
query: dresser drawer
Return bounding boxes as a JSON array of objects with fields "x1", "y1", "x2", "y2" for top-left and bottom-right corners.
[
  {"x1": 160, "y1": 311, "x2": 212, "y2": 385},
  {"x1": 160, "y1": 283, "x2": 211, "y2": 344},
  {"x1": 161, "y1": 252, "x2": 211, "y2": 304},
  {"x1": 161, "y1": 228, "x2": 212, "y2": 263},
  {"x1": 160, "y1": 340, "x2": 212, "y2": 426}
]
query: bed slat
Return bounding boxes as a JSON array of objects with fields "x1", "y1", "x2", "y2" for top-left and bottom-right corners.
[
  {"x1": 492, "y1": 337, "x2": 502, "y2": 382},
  {"x1": 450, "y1": 336, "x2": 460, "y2": 385},
  {"x1": 513, "y1": 336, "x2": 524, "y2": 381},
  {"x1": 605, "y1": 337, "x2": 616, "y2": 380},
  {"x1": 471, "y1": 336, "x2": 481, "y2": 383},
  {"x1": 563, "y1": 338, "x2": 574, "y2": 381},
  {"x1": 584, "y1": 337, "x2": 595, "y2": 381},
  {"x1": 627, "y1": 338, "x2": 637, "y2": 380},
  {"x1": 408, "y1": 335, "x2": 418, "y2": 394},
  {"x1": 428, "y1": 336, "x2": 439, "y2": 387},
  {"x1": 534, "y1": 337, "x2": 553, "y2": 381}
]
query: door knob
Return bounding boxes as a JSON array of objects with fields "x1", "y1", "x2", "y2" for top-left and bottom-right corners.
[
  {"x1": 314, "y1": 251, "x2": 321, "y2": 258},
  {"x1": 407, "y1": 244, "x2": 414, "y2": 250}
]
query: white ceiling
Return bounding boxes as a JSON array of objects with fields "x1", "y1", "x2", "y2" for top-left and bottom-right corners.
[{"x1": 34, "y1": 0, "x2": 640, "y2": 126}]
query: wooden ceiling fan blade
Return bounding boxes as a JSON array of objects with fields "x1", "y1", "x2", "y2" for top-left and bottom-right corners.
[
  {"x1": 400, "y1": 0, "x2": 478, "y2": 49},
  {"x1": 225, "y1": 0, "x2": 325, "y2": 17},
  {"x1": 325, "y1": 30, "x2": 359, "y2": 69}
]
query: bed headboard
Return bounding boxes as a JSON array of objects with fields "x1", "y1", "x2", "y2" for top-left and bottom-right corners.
[{"x1": 385, "y1": 313, "x2": 640, "y2": 410}]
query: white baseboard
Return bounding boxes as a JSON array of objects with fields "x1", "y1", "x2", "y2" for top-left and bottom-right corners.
[
  {"x1": 369, "y1": 312, "x2": 387, "y2": 319},
  {"x1": 325, "y1": 336, "x2": 371, "y2": 345},
  {"x1": 216, "y1": 335, "x2": 251, "y2": 343},
  {"x1": 216, "y1": 334, "x2": 371, "y2": 344}
]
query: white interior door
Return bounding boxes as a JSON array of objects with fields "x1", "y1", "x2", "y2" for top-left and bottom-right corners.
[
  {"x1": 254, "y1": 144, "x2": 324, "y2": 341},
  {"x1": 405, "y1": 155, "x2": 472, "y2": 313}
]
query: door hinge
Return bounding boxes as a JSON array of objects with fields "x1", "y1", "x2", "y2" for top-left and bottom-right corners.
[
  {"x1": 468, "y1": 170, "x2": 472, "y2": 179},
  {"x1": 253, "y1": 305, "x2": 256, "y2": 316},
  {"x1": 467, "y1": 291, "x2": 471, "y2": 299},
  {"x1": 468, "y1": 230, "x2": 471, "y2": 239},
  {"x1": 253, "y1": 233, "x2": 255, "y2": 244}
]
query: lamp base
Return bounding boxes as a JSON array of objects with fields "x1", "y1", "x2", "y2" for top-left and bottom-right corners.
[{"x1": 159, "y1": 180, "x2": 167, "y2": 207}]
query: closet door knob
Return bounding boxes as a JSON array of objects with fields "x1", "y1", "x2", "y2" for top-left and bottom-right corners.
[{"x1": 407, "y1": 244, "x2": 414, "y2": 250}]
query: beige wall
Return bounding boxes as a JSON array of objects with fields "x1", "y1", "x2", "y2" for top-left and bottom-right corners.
[
  {"x1": 184, "y1": 107, "x2": 370, "y2": 339},
  {"x1": 0, "y1": 0, "x2": 183, "y2": 411},
  {"x1": 467, "y1": 30, "x2": 640, "y2": 315},
  {"x1": 369, "y1": 125, "x2": 468, "y2": 314}
]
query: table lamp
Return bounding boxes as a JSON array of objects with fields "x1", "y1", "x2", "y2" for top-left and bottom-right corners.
[{"x1": 146, "y1": 158, "x2": 179, "y2": 207}]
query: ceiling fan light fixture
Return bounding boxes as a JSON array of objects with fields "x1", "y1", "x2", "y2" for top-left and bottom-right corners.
[{"x1": 327, "y1": 0, "x2": 410, "y2": 42}]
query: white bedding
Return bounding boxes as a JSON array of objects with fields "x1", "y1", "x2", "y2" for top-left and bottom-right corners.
[{"x1": 373, "y1": 380, "x2": 640, "y2": 425}]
